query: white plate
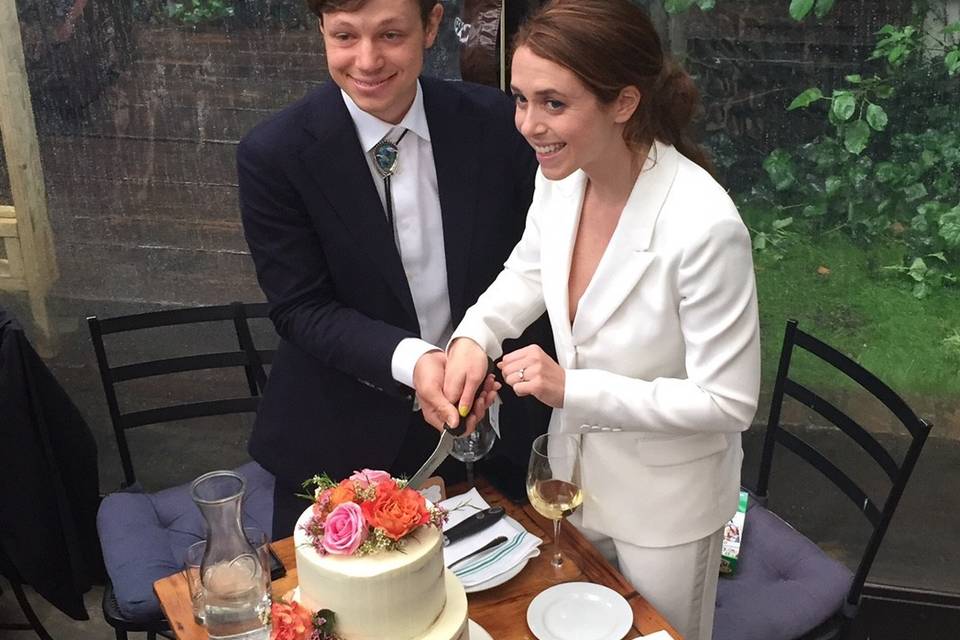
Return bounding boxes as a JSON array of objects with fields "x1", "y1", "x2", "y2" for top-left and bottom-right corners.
[
  {"x1": 526, "y1": 582, "x2": 633, "y2": 640},
  {"x1": 468, "y1": 618, "x2": 493, "y2": 640},
  {"x1": 463, "y1": 555, "x2": 530, "y2": 593},
  {"x1": 461, "y1": 516, "x2": 537, "y2": 593}
]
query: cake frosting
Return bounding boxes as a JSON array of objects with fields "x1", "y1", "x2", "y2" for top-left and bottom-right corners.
[{"x1": 294, "y1": 505, "x2": 469, "y2": 640}]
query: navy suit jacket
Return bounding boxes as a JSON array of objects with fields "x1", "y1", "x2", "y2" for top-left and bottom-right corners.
[{"x1": 239, "y1": 77, "x2": 550, "y2": 487}]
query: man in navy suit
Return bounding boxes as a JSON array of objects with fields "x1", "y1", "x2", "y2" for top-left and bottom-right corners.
[{"x1": 238, "y1": 0, "x2": 549, "y2": 537}]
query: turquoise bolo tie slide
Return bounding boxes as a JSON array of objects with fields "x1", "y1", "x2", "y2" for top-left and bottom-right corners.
[{"x1": 373, "y1": 139, "x2": 400, "y2": 178}]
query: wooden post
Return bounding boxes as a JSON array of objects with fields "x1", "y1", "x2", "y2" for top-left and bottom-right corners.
[{"x1": 0, "y1": 0, "x2": 59, "y2": 347}]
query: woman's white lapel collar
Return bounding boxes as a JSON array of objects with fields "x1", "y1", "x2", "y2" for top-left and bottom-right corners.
[
  {"x1": 540, "y1": 169, "x2": 587, "y2": 346},
  {"x1": 570, "y1": 140, "x2": 681, "y2": 343}
]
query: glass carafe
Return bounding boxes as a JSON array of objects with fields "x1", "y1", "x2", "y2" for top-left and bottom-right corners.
[{"x1": 191, "y1": 470, "x2": 271, "y2": 639}]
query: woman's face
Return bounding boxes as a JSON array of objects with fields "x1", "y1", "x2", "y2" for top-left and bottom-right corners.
[{"x1": 510, "y1": 46, "x2": 626, "y2": 181}]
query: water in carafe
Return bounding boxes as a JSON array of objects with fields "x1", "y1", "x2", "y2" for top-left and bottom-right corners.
[{"x1": 203, "y1": 559, "x2": 270, "y2": 640}]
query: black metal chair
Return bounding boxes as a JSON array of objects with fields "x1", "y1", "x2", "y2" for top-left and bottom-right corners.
[
  {"x1": 714, "y1": 319, "x2": 932, "y2": 640},
  {"x1": 88, "y1": 301, "x2": 276, "y2": 640}
]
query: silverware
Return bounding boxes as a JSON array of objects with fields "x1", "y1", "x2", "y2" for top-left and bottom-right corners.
[
  {"x1": 407, "y1": 423, "x2": 463, "y2": 490},
  {"x1": 448, "y1": 535, "x2": 508, "y2": 570},
  {"x1": 443, "y1": 506, "x2": 506, "y2": 546}
]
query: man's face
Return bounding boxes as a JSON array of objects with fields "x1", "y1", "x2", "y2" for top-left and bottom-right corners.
[{"x1": 321, "y1": 0, "x2": 442, "y2": 124}]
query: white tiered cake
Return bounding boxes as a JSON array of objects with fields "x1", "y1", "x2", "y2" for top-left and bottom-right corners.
[{"x1": 293, "y1": 506, "x2": 469, "y2": 640}]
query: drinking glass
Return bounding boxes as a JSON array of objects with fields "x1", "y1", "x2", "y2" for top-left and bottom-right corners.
[
  {"x1": 184, "y1": 540, "x2": 206, "y2": 624},
  {"x1": 451, "y1": 416, "x2": 496, "y2": 487},
  {"x1": 526, "y1": 433, "x2": 583, "y2": 568}
]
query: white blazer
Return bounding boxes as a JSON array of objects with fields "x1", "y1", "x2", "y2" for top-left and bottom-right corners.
[{"x1": 453, "y1": 141, "x2": 761, "y2": 547}]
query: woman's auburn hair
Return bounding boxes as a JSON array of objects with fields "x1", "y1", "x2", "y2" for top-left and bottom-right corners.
[
  {"x1": 513, "y1": 0, "x2": 713, "y2": 174},
  {"x1": 307, "y1": 0, "x2": 439, "y2": 24}
]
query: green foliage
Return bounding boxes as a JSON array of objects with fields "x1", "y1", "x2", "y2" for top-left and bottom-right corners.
[
  {"x1": 166, "y1": 0, "x2": 234, "y2": 25},
  {"x1": 871, "y1": 25, "x2": 922, "y2": 66},
  {"x1": 788, "y1": 87, "x2": 824, "y2": 110},
  {"x1": 751, "y1": 5, "x2": 960, "y2": 299},
  {"x1": 788, "y1": 0, "x2": 815, "y2": 21},
  {"x1": 749, "y1": 216, "x2": 797, "y2": 262},
  {"x1": 944, "y1": 329, "x2": 960, "y2": 361},
  {"x1": 663, "y1": 0, "x2": 716, "y2": 13}
]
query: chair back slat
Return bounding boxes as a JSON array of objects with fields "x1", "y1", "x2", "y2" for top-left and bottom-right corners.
[
  {"x1": 783, "y1": 379, "x2": 900, "y2": 481},
  {"x1": 87, "y1": 302, "x2": 276, "y2": 487},
  {"x1": 775, "y1": 429, "x2": 882, "y2": 526},
  {"x1": 792, "y1": 329, "x2": 927, "y2": 440},
  {"x1": 111, "y1": 352, "x2": 257, "y2": 383},
  {"x1": 97, "y1": 305, "x2": 241, "y2": 334},
  {"x1": 119, "y1": 398, "x2": 262, "y2": 429}
]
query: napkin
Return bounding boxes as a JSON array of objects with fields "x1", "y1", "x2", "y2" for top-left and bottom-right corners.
[
  {"x1": 629, "y1": 633, "x2": 672, "y2": 640},
  {"x1": 439, "y1": 488, "x2": 541, "y2": 587}
]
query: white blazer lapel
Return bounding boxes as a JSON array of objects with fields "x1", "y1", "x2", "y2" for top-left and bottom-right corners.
[
  {"x1": 572, "y1": 142, "x2": 680, "y2": 343},
  {"x1": 540, "y1": 170, "x2": 587, "y2": 346}
]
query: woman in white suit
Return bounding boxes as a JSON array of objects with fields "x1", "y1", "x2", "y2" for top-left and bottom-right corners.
[{"x1": 443, "y1": 1, "x2": 761, "y2": 638}]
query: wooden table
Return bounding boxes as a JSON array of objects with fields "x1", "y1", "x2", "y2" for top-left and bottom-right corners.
[{"x1": 155, "y1": 478, "x2": 682, "y2": 639}]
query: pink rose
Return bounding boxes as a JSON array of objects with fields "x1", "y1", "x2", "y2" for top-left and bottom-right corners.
[
  {"x1": 349, "y1": 468, "x2": 392, "y2": 489},
  {"x1": 322, "y1": 502, "x2": 367, "y2": 555}
]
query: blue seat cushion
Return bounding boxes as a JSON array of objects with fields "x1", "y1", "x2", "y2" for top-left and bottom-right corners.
[
  {"x1": 97, "y1": 461, "x2": 275, "y2": 622},
  {"x1": 713, "y1": 502, "x2": 853, "y2": 640}
]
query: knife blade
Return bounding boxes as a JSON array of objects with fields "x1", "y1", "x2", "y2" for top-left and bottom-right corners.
[
  {"x1": 407, "y1": 358, "x2": 496, "y2": 490},
  {"x1": 443, "y1": 506, "x2": 506, "y2": 546}
]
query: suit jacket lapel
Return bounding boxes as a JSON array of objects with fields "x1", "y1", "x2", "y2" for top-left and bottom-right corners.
[
  {"x1": 541, "y1": 170, "x2": 586, "y2": 349},
  {"x1": 299, "y1": 84, "x2": 418, "y2": 324},
  {"x1": 572, "y1": 141, "x2": 680, "y2": 343},
  {"x1": 423, "y1": 79, "x2": 483, "y2": 322}
]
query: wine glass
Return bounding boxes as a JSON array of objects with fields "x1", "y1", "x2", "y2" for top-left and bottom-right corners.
[
  {"x1": 451, "y1": 416, "x2": 496, "y2": 487},
  {"x1": 526, "y1": 433, "x2": 582, "y2": 568}
]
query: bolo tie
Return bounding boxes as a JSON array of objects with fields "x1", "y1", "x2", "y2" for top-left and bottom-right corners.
[{"x1": 372, "y1": 128, "x2": 410, "y2": 233}]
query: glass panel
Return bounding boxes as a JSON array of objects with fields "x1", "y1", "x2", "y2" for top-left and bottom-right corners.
[{"x1": 0, "y1": 0, "x2": 955, "y2": 602}]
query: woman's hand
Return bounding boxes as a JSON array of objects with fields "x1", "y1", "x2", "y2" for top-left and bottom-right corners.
[
  {"x1": 444, "y1": 338, "x2": 496, "y2": 425},
  {"x1": 499, "y1": 345, "x2": 565, "y2": 408}
]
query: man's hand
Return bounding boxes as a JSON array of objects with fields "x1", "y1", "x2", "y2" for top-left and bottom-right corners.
[
  {"x1": 414, "y1": 350, "x2": 460, "y2": 432},
  {"x1": 498, "y1": 344, "x2": 565, "y2": 408}
]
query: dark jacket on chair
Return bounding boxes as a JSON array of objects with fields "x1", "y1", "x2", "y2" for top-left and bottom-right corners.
[{"x1": 0, "y1": 306, "x2": 102, "y2": 619}]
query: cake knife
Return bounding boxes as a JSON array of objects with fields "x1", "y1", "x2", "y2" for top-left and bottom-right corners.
[{"x1": 407, "y1": 359, "x2": 496, "y2": 490}]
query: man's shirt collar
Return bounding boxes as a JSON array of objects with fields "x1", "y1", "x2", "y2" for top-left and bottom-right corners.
[{"x1": 341, "y1": 80, "x2": 431, "y2": 153}]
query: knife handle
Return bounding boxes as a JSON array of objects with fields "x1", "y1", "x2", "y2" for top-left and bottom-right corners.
[
  {"x1": 444, "y1": 506, "x2": 506, "y2": 545},
  {"x1": 443, "y1": 357, "x2": 497, "y2": 437}
]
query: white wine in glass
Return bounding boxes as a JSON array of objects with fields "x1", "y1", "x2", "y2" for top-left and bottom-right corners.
[{"x1": 526, "y1": 433, "x2": 582, "y2": 568}]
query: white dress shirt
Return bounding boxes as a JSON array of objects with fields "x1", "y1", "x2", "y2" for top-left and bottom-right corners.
[{"x1": 342, "y1": 82, "x2": 451, "y2": 389}]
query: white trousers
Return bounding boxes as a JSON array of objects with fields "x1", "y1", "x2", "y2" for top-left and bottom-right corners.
[{"x1": 571, "y1": 516, "x2": 723, "y2": 640}]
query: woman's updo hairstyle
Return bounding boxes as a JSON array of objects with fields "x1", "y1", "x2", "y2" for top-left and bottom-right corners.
[{"x1": 513, "y1": 0, "x2": 713, "y2": 174}]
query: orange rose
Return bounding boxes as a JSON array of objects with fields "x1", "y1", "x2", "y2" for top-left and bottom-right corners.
[
  {"x1": 361, "y1": 481, "x2": 429, "y2": 540},
  {"x1": 327, "y1": 479, "x2": 357, "y2": 508},
  {"x1": 270, "y1": 599, "x2": 314, "y2": 640}
]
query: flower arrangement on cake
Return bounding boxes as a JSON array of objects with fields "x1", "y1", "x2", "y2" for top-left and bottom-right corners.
[
  {"x1": 299, "y1": 468, "x2": 448, "y2": 556},
  {"x1": 266, "y1": 469, "x2": 449, "y2": 640},
  {"x1": 269, "y1": 598, "x2": 338, "y2": 640}
]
